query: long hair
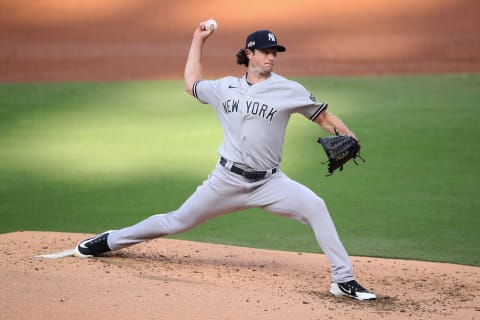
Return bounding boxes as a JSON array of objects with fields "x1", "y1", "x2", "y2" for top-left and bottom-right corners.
[{"x1": 236, "y1": 48, "x2": 250, "y2": 67}]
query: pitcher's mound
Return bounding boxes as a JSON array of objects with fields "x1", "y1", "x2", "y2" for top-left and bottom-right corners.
[{"x1": 1, "y1": 231, "x2": 479, "y2": 319}]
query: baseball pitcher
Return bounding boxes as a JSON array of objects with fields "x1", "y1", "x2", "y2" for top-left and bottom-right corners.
[{"x1": 74, "y1": 20, "x2": 376, "y2": 301}]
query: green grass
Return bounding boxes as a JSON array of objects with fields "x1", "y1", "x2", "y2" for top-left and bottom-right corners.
[{"x1": 1, "y1": 74, "x2": 479, "y2": 266}]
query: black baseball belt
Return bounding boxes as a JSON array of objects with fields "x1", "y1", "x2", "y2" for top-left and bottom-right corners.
[{"x1": 219, "y1": 157, "x2": 277, "y2": 180}]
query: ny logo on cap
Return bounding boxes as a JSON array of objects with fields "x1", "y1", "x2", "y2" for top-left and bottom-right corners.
[{"x1": 268, "y1": 33, "x2": 276, "y2": 42}]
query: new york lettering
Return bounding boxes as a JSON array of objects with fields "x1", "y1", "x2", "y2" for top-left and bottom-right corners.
[
  {"x1": 221, "y1": 99, "x2": 278, "y2": 122},
  {"x1": 245, "y1": 101, "x2": 277, "y2": 121},
  {"x1": 222, "y1": 99, "x2": 240, "y2": 113}
]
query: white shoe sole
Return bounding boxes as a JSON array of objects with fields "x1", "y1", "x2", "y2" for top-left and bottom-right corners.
[{"x1": 73, "y1": 246, "x2": 93, "y2": 258}]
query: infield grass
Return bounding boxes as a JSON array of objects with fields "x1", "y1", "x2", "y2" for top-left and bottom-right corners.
[{"x1": 0, "y1": 74, "x2": 479, "y2": 266}]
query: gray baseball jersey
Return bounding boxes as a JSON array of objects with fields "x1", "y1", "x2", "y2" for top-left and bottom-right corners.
[
  {"x1": 193, "y1": 72, "x2": 327, "y2": 169},
  {"x1": 107, "y1": 72, "x2": 355, "y2": 283}
]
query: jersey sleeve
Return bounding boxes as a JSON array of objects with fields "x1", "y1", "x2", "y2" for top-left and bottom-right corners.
[
  {"x1": 291, "y1": 82, "x2": 328, "y2": 121},
  {"x1": 303, "y1": 101, "x2": 328, "y2": 121},
  {"x1": 192, "y1": 79, "x2": 221, "y2": 106}
]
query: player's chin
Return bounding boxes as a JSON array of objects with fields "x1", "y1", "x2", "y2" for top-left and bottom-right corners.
[{"x1": 263, "y1": 64, "x2": 274, "y2": 73}]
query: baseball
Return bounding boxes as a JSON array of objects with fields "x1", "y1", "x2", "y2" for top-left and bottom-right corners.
[{"x1": 203, "y1": 19, "x2": 218, "y2": 31}]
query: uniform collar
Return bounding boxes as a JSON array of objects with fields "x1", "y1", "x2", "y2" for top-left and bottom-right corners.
[{"x1": 243, "y1": 72, "x2": 275, "y2": 86}]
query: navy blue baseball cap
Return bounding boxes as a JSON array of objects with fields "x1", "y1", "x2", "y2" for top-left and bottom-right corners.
[{"x1": 245, "y1": 30, "x2": 286, "y2": 52}]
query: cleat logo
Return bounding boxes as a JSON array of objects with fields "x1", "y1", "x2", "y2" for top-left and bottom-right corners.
[
  {"x1": 79, "y1": 239, "x2": 92, "y2": 249},
  {"x1": 340, "y1": 286, "x2": 355, "y2": 296}
]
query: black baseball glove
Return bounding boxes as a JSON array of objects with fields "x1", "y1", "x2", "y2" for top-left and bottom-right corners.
[{"x1": 317, "y1": 131, "x2": 365, "y2": 176}]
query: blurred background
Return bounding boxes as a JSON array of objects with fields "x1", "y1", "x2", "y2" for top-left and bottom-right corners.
[{"x1": 1, "y1": 0, "x2": 479, "y2": 82}]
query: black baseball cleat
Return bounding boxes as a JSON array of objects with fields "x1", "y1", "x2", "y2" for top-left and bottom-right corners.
[
  {"x1": 74, "y1": 232, "x2": 112, "y2": 258},
  {"x1": 330, "y1": 280, "x2": 377, "y2": 300}
]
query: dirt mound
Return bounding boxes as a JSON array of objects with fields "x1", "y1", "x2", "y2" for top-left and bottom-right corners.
[{"x1": 1, "y1": 231, "x2": 479, "y2": 319}]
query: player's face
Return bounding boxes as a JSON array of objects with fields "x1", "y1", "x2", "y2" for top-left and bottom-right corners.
[{"x1": 248, "y1": 48, "x2": 278, "y2": 76}]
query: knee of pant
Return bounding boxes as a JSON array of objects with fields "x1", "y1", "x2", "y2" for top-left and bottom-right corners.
[
  {"x1": 164, "y1": 213, "x2": 195, "y2": 235},
  {"x1": 299, "y1": 197, "x2": 328, "y2": 221},
  {"x1": 315, "y1": 197, "x2": 328, "y2": 211},
  {"x1": 146, "y1": 213, "x2": 184, "y2": 235},
  {"x1": 301, "y1": 196, "x2": 327, "y2": 213}
]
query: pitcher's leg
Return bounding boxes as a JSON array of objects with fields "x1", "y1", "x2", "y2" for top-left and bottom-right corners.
[
  {"x1": 251, "y1": 173, "x2": 354, "y2": 283},
  {"x1": 108, "y1": 170, "x2": 246, "y2": 251}
]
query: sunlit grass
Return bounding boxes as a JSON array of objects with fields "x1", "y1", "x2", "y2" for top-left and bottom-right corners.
[
  {"x1": 0, "y1": 81, "x2": 221, "y2": 180},
  {"x1": 1, "y1": 74, "x2": 479, "y2": 266}
]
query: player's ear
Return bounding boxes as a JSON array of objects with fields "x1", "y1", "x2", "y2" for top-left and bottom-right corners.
[{"x1": 245, "y1": 49, "x2": 254, "y2": 58}]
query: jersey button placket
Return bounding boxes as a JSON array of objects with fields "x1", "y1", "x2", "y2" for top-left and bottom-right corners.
[
  {"x1": 240, "y1": 130, "x2": 248, "y2": 164},
  {"x1": 240, "y1": 94, "x2": 251, "y2": 164}
]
